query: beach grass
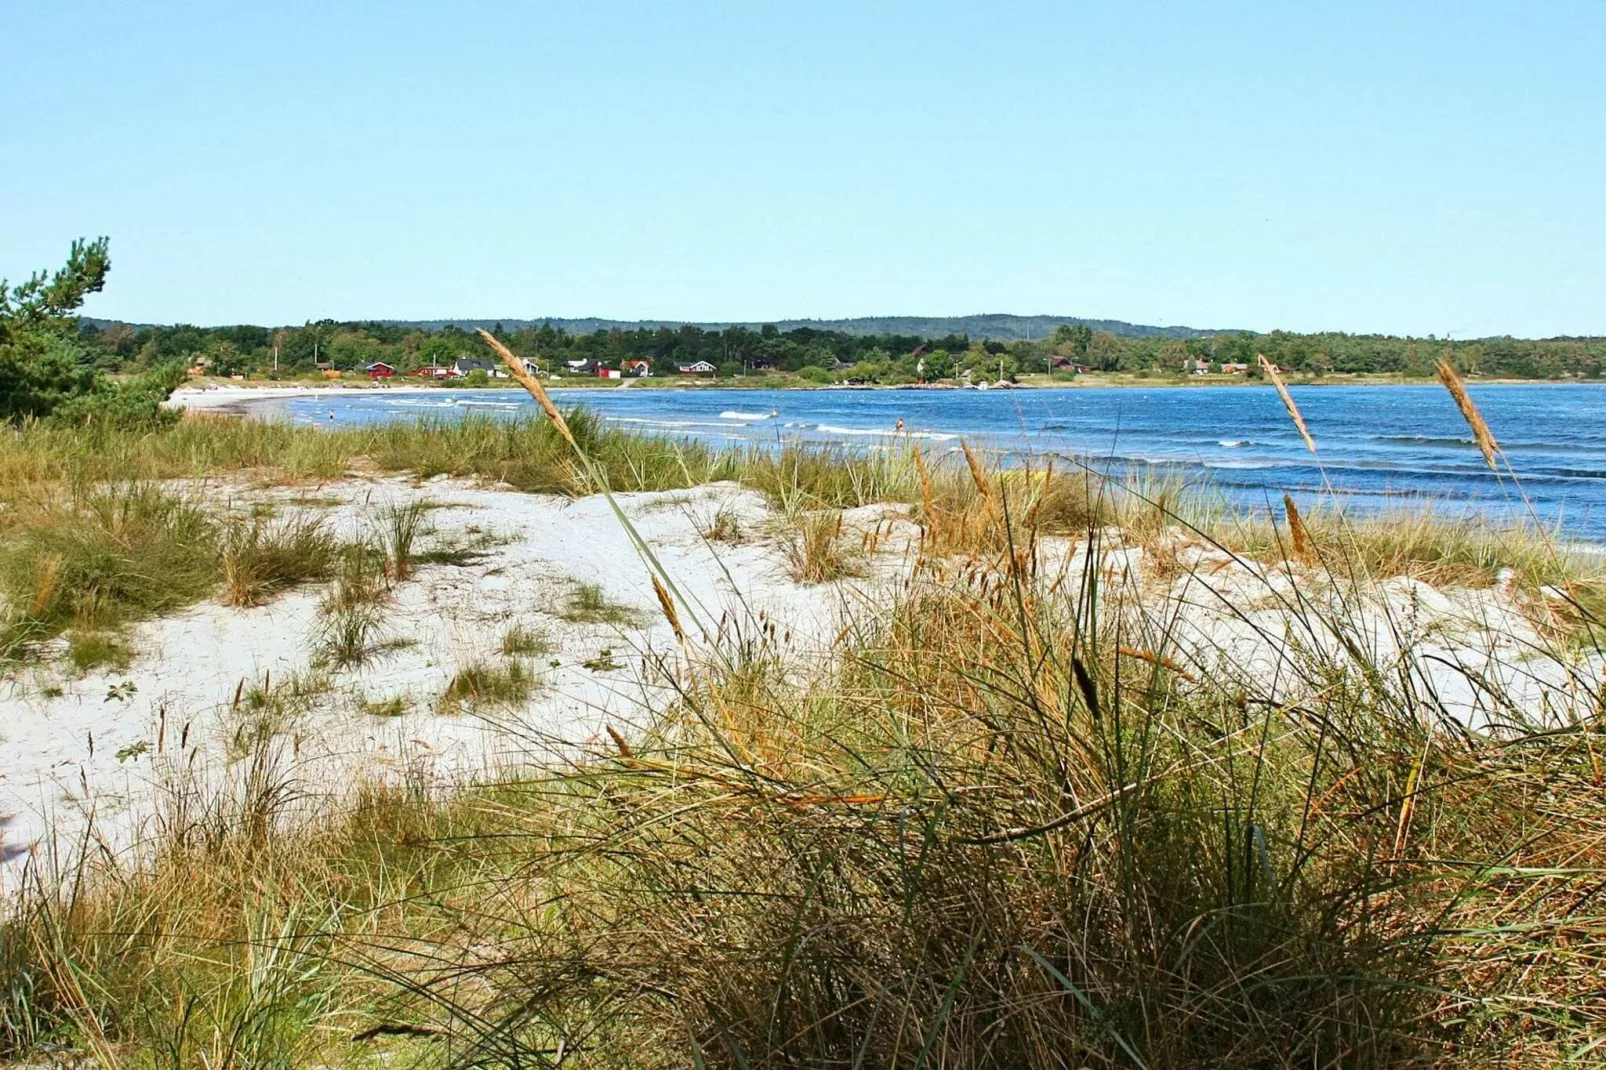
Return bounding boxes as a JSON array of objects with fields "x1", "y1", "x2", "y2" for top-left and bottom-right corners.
[
  {"x1": 3, "y1": 466, "x2": 1602, "y2": 1067},
  {"x1": 2, "y1": 391, "x2": 1605, "y2": 1066}
]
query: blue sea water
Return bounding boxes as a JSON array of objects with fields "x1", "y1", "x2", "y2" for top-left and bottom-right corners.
[{"x1": 280, "y1": 382, "x2": 1606, "y2": 538}]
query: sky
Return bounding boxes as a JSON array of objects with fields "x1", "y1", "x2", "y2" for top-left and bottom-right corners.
[{"x1": 2, "y1": 2, "x2": 1603, "y2": 337}]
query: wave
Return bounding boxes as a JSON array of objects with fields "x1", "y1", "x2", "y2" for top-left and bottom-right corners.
[
  {"x1": 1218, "y1": 439, "x2": 1254, "y2": 448},
  {"x1": 721, "y1": 410, "x2": 775, "y2": 421},
  {"x1": 814, "y1": 424, "x2": 958, "y2": 442},
  {"x1": 1372, "y1": 435, "x2": 1476, "y2": 447},
  {"x1": 606, "y1": 416, "x2": 734, "y2": 431},
  {"x1": 1202, "y1": 459, "x2": 1287, "y2": 471}
]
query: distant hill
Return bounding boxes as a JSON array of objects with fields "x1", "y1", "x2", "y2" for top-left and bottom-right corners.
[
  {"x1": 77, "y1": 314, "x2": 1235, "y2": 341},
  {"x1": 372, "y1": 314, "x2": 1234, "y2": 341}
]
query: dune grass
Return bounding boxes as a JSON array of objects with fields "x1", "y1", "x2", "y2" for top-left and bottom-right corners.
[
  {"x1": 558, "y1": 580, "x2": 643, "y2": 626},
  {"x1": 438, "y1": 658, "x2": 538, "y2": 713},
  {"x1": 3, "y1": 389, "x2": 1606, "y2": 1066},
  {"x1": 3, "y1": 471, "x2": 1602, "y2": 1067}
]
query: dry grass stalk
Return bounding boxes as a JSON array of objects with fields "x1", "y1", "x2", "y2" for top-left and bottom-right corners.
[
  {"x1": 1284, "y1": 493, "x2": 1310, "y2": 557},
  {"x1": 1436, "y1": 358, "x2": 1500, "y2": 471},
  {"x1": 914, "y1": 445, "x2": 935, "y2": 520},
  {"x1": 1260, "y1": 354, "x2": 1316, "y2": 453},
  {"x1": 478, "y1": 329, "x2": 575, "y2": 446},
  {"x1": 29, "y1": 554, "x2": 61, "y2": 618},
  {"x1": 1116, "y1": 645, "x2": 1196, "y2": 681},
  {"x1": 651, "y1": 574, "x2": 685, "y2": 643},
  {"x1": 961, "y1": 440, "x2": 991, "y2": 500}
]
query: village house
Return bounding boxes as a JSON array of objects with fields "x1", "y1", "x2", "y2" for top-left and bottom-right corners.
[
  {"x1": 450, "y1": 357, "x2": 505, "y2": 378},
  {"x1": 1186, "y1": 359, "x2": 1210, "y2": 375},
  {"x1": 1219, "y1": 361, "x2": 1250, "y2": 375},
  {"x1": 1049, "y1": 356, "x2": 1092, "y2": 374},
  {"x1": 364, "y1": 361, "x2": 396, "y2": 379},
  {"x1": 678, "y1": 360, "x2": 717, "y2": 375},
  {"x1": 620, "y1": 359, "x2": 652, "y2": 377}
]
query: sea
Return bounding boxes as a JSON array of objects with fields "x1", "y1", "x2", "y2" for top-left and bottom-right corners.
[{"x1": 277, "y1": 382, "x2": 1606, "y2": 538}]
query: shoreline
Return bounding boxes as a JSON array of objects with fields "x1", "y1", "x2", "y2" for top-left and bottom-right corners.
[{"x1": 167, "y1": 372, "x2": 1593, "y2": 408}]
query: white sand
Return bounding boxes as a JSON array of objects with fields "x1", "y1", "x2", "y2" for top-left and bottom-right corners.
[
  {"x1": 4, "y1": 469, "x2": 1600, "y2": 888},
  {"x1": 0, "y1": 474, "x2": 920, "y2": 885},
  {"x1": 166, "y1": 383, "x2": 448, "y2": 417}
]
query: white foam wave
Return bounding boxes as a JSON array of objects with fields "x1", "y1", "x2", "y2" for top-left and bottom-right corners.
[
  {"x1": 1218, "y1": 439, "x2": 1254, "y2": 448},
  {"x1": 1202, "y1": 459, "x2": 1282, "y2": 471},
  {"x1": 607, "y1": 416, "x2": 733, "y2": 430},
  {"x1": 815, "y1": 424, "x2": 957, "y2": 442},
  {"x1": 721, "y1": 410, "x2": 774, "y2": 421}
]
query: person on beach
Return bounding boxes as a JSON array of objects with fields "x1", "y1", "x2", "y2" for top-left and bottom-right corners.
[{"x1": 894, "y1": 417, "x2": 905, "y2": 434}]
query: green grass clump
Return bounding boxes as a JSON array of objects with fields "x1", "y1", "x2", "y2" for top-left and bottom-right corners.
[
  {"x1": 0, "y1": 483, "x2": 215, "y2": 659},
  {"x1": 438, "y1": 659, "x2": 537, "y2": 713},
  {"x1": 66, "y1": 632, "x2": 133, "y2": 673},
  {"x1": 220, "y1": 513, "x2": 341, "y2": 607},
  {"x1": 783, "y1": 508, "x2": 862, "y2": 584},
  {"x1": 557, "y1": 581, "x2": 642, "y2": 626},
  {"x1": 499, "y1": 622, "x2": 551, "y2": 657},
  {"x1": 381, "y1": 500, "x2": 426, "y2": 581},
  {"x1": 359, "y1": 694, "x2": 408, "y2": 718}
]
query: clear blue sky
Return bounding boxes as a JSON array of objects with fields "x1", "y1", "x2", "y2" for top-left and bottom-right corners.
[{"x1": 3, "y1": 2, "x2": 1602, "y2": 336}]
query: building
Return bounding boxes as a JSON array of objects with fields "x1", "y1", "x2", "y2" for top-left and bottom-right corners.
[
  {"x1": 1219, "y1": 361, "x2": 1249, "y2": 375},
  {"x1": 678, "y1": 360, "x2": 717, "y2": 375},
  {"x1": 451, "y1": 357, "x2": 503, "y2": 378},
  {"x1": 411, "y1": 365, "x2": 453, "y2": 380},
  {"x1": 1049, "y1": 356, "x2": 1092, "y2": 374},
  {"x1": 364, "y1": 361, "x2": 396, "y2": 379},
  {"x1": 620, "y1": 359, "x2": 652, "y2": 377},
  {"x1": 597, "y1": 366, "x2": 621, "y2": 379},
  {"x1": 1186, "y1": 359, "x2": 1210, "y2": 375}
]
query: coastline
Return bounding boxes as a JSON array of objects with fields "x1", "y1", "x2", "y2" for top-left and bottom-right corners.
[{"x1": 167, "y1": 372, "x2": 1584, "y2": 419}]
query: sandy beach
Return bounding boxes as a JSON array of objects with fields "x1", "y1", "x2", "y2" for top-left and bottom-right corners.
[{"x1": 5, "y1": 455, "x2": 1598, "y2": 884}]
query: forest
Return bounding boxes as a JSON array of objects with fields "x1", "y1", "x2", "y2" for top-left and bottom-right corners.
[{"x1": 77, "y1": 315, "x2": 1606, "y2": 383}]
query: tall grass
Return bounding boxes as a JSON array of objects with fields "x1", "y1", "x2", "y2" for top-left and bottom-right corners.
[
  {"x1": 2, "y1": 384, "x2": 1605, "y2": 1066},
  {"x1": 220, "y1": 513, "x2": 340, "y2": 607},
  {"x1": 7, "y1": 474, "x2": 1599, "y2": 1066},
  {"x1": 0, "y1": 482, "x2": 215, "y2": 658}
]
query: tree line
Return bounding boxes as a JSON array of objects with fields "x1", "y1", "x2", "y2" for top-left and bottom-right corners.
[
  {"x1": 81, "y1": 316, "x2": 1606, "y2": 383},
  {"x1": 8, "y1": 237, "x2": 1605, "y2": 432}
]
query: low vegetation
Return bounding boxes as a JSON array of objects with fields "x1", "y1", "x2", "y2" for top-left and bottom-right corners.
[
  {"x1": 438, "y1": 658, "x2": 538, "y2": 713},
  {"x1": 783, "y1": 508, "x2": 862, "y2": 583},
  {"x1": 2, "y1": 358, "x2": 1605, "y2": 1067},
  {"x1": 558, "y1": 580, "x2": 643, "y2": 626},
  {"x1": 220, "y1": 513, "x2": 340, "y2": 606},
  {"x1": 499, "y1": 622, "x2": 551, "y2": 657}
]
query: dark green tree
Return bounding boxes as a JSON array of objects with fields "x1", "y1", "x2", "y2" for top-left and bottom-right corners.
[{"x1": 0, "y1": 238, "x2": 182, "y2": 425}]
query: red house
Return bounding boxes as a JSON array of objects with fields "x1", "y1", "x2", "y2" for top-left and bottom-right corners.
[
  {"x1": 620, "y1": 359, "x2": 653, "y2": 377},
  {"x1": 365, "y1": 362, "x2": 396, "y2": 379}
]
